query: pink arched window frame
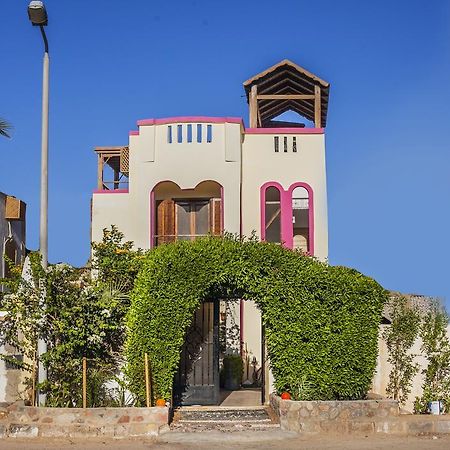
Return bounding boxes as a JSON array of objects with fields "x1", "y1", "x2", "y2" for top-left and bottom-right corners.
[
  {"x1": 149, "y1": 180, "x2": 224, "y2": 249},
  {"x1": 260, "y1": 181, "x2": 314, "y2": 255}
]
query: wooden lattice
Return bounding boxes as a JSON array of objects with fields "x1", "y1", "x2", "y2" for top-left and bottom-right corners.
[
  {"x1": 5, "y1": 196, "x2": 25, "y2": 221},
  {"x1": 120, "y1": 147, "x2": 129, "y2": 174}
]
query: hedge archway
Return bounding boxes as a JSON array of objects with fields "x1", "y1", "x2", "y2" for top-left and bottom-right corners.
[{"x1": 126, "y1": 236, "x2": 387, "y2": 403}]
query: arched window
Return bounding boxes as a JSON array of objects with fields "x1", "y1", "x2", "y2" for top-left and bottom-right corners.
[
  {"x1": 152, "y1": 180, "x2": 222, "y2": 247},
  {"x1": 264, "y1": 186, "x2": 282, "y2": 243},
  {"x1": 291, "y1": 186, "x2": 310, "y2": 253}
]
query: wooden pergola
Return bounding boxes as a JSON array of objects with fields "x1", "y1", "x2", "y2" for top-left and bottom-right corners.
[
  {"x1": 243, "y1": 59, "x2": 330, "y2": 128},
  {"x1": 95, "y1": 146, "x2": 129, "y2": 190}
]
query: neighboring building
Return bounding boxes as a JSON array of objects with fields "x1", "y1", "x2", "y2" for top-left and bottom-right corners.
[
  {"x1": 91, "y1": 59, "x2": 330, "y2": 405},
  {"x1": 0, "y1": 193, "x2": 26, "y2": 281},
  {"x1": 373, "y1": 293, "x2": 450, "y2": 413},
  {"x1": 0, "y1": 192, "x2": 26, "y2": 403}
]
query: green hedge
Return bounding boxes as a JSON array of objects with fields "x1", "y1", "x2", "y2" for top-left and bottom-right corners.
[{"x1": 126, "y1": 236, "x2": 387, "y2": 403}]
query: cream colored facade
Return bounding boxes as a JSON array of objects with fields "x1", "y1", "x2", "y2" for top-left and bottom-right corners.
[
  {"x1": 91, "y1": 60, "x2": 330, "y2": 404},
  {"x1": 91, "y1": 118, "x2": 328, "y2": 400},
  {"x1": 373, "y1": 323, "x2": 450, "y2": 413}
]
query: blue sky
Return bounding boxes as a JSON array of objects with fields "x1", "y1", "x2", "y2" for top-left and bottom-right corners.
[{"x1": 1, "y1": 0, "x2": 449, "y2": 305}]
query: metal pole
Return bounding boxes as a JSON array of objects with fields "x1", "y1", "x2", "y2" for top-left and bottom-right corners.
[
  {"x1": 37, "y1": 25, "x2": 49, "y2": 406},
  {"x1": 82, "y1": 357, "x2": 87, "y2": 408},
  {"x1": 145, "y1": 353, "x2": 151, "y2": 407}
]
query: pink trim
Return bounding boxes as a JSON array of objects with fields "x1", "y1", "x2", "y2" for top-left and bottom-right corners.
[
  {"x1": 137, "y1": 116, "x2": 244, "y2": 127},
  {"x1": 150, "y1": 190, "x2": 155, "y2": 249},
  {"x1": 246, "y1": 127, "x2": 324, "y2": 135},
  {"x1": 287, "y1": 182, "x2": 314, "y2": 255},
  {"x1": 260, "y1": 182, "x2": 285, "y2": 245},
  {"x1": 259, "y1": 181, "x2": 315, "y2": 255},
  {"x1": 220, "y1": 185, "x2": 224, "y2": 233},
  {"x1": 93, "y1": 189, "x2": 129, "y2": 194},
  {"x1": 149, "y1": 179, "x2": 224, "y2": 249},
  {"x1": 129, "y1": 130, "x2": 139, "y2": 136}
]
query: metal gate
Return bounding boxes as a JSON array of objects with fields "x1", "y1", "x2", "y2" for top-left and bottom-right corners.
[{"x1": 173, "y1": 301, "x2": 219, "y2": 406}]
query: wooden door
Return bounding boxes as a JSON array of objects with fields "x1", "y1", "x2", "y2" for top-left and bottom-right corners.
[
  {"x1": 173, "y1": 302, "x2": 220, "y2": 406},
  {"x1": 155, "y1": 198, "x2": 221, "y2": 246}
]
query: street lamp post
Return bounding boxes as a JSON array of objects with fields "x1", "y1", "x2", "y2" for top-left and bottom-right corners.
[{"x1": 28, "y1": 0, "x2": 49, "y2": 406}]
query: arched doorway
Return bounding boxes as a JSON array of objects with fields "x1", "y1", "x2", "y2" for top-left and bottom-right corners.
[{"x1": 125, "y1": 237, "x2": 387, "y2": 408}]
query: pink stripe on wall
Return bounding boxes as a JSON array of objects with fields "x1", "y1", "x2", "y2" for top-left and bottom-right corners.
[
  {"x1": 137, "y1": 117, "x2": 244, "y2": 127},
  {"x1": 246, "y1": 128, "x2": 324, "y2": 135},
  {"x1": 260, "y1": 181, "x2": 315, "y2": 255}
]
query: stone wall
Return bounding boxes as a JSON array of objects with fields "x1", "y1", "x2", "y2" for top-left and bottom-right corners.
[
  {"x1": 0, "y1": 402, "x2": 169, "y2": 438},
  {"x1": 270, "y1": 395, "x2": 450, "y2": 435},
  {"x1": 270, "y1": 394, "x2": 399, "y2": 434}
]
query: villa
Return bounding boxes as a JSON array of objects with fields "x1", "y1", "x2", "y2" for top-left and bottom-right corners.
[{"x1": 91, "y1": 59, "x2": 330, "y2": 405}]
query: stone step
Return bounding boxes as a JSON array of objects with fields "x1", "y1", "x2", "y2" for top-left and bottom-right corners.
[{"x1": 170, "y1": 406, "x2": 280, "y2": 433}]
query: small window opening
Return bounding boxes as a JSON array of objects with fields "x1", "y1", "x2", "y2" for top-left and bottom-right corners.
[
  {"x1": 197, "y1": 124, "x2": 202, "y2": 143},
  {"x1": 284, "y1": 137, "x2": 288, "y2": 152},
  {"x1": 293, "y1": 137, "x2": 297, "y2": 152},
  {"x1": 207, "y1": 124, "x2": 212, "y2": 143},
  {"x1": 187, "y1": 124, "x2": 192, "y2": 143},
  {"x1": 274, "y1": 136, "x2": 279, "y2": 152},
  {"x1": 177, "y1": 125, "x2": 183, "y2": 143},
  {"x1": 167, "y1": 125, "x2": 172, "y2": 143}
]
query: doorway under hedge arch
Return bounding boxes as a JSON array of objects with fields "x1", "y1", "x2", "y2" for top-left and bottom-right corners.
[{"x1": 126, "y1": 236, "x2": 387, "y2": 405}]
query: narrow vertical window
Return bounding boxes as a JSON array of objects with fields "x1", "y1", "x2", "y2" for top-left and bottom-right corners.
[
  {"x1": 207, "y1": 124, "x2": 212, "y2": 143},
  {"x1": 264, "y1": 186, "x2": 281, "y2": 243},
  {"x1": 177, "y1": 125, "x2": 183, "y2": 143},
  {"x1": 274, "y1": 136, "x2": 279, "y2": 152},
  {"x1": 292, "y1": 186, "x2": 309, "y2": 253},
  {"x1": 284, "y1": 136, "x2": 288, "y2": 152},
  {"x1": 197, "y1": 124, "x2": 202, "y2": 143},
  {"x1": 187, "y1": 124, "x2": 192, "y2": 143},
  {"x1": 292, "y1": 137, "x2": 297, "y2": 152},
  {"x1": 167, "y1": 125, "x2": 172, "y2": 143}
]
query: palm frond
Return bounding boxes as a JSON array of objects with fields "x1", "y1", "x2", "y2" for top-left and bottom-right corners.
[{"x1": 0, "y1": 119, "x2": 12, "y2": 138}]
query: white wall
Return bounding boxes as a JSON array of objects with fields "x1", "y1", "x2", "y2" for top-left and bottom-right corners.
[
  {"x1": 241, "y1": 132, "x2": 328, "y2": 261},
  {"x1": 372, "y1": 324, "x2": 450, "y2": 413},
  {"x1": 92, "y1": 120, "x2": 242, "y2": 249}
]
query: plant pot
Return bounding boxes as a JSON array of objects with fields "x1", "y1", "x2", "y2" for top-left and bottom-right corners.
[
  {"x1": 222, "y1": 355, "x2": 243, "y2": 391},
  {"x1": 429, "y1": 401, "x2": 441, "y2": 415}
]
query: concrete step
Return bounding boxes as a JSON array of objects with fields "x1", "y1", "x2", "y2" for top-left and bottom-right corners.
[{"x1": 170, "y1": 406, "x2": 280, "y2": 433}]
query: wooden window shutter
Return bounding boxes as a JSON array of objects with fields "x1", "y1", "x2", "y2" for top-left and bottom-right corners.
[
  {"x1": 156, "y1": 199, "x2": 175, "y2": 244},
  {"x1": 209, "y1": 198, "x2": 222, "y2": 236}
]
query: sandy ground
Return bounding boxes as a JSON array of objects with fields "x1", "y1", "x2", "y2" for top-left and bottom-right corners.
[{"x1": 1, "y1": 432, "x2": 450, "y2": 449}]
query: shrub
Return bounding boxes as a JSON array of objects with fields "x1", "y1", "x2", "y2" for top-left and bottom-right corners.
[
  {"x1": 415, "y1": 301, "x2": 450, "y2": 413},
  {"x1": 382, "y1": 295, "x2": 421, "y2": 406},
  {"x1": 126, "y1": 236, "x2": 387, "y2": 403}
]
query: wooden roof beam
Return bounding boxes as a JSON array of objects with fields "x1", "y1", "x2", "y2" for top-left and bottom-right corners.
[{"x1": 257, "y1": 94, "x2": 315, "y2": 100}]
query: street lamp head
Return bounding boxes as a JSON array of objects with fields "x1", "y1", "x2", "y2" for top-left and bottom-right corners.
[{"x1": 28, "y1": 1, "x2": 48, "y2": 26}]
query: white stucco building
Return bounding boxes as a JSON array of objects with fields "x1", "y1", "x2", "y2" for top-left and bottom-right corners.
[
  {"x1": 91, "y1": 60, "x2": 330, "y2": 405},
  {"x1": 0, "y1": 192, "x2": 26, "y2": 403}
]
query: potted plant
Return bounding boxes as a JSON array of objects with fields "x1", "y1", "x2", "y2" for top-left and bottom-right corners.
[{"x1": 222, "y1": 355, "x2": 243, "y2": 390}]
